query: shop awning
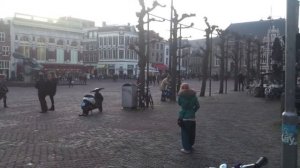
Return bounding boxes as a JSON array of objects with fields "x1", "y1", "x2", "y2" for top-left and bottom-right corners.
[{"x1": 152, "y1": 63, "x2": 168, "y2": 71}]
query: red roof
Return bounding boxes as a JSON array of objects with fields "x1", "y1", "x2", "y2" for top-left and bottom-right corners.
[{"x1": 152, "y1": 63, "x2": 168, "y2": 71}]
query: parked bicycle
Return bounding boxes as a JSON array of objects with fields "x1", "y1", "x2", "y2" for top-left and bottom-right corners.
[{"x1": 137, "y1": 83, "x2": 154, "y2": 109}]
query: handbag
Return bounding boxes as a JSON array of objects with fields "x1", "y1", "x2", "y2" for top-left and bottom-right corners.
[{"x1": 177, "y1": 118, "x2": 183, "y2": 127}]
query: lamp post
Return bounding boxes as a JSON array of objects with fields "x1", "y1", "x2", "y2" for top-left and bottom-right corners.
[
  {"x1": 170, "y1": 9, "x2": 195, "y2": 101},
  {"x1": 209, "y1": 25, "x2": 217, "y2": 96},
  {"x1": 146, "y1": 12, "x2": 165, "y2": 107},
  {"x1": 177, "y1": 23, "x2": 192, "y2": 92},
  {"x1": 282, "y1": 0, "x2": 298, "y2": 167}
]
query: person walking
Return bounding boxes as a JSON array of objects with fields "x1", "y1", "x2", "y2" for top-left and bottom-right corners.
[
  {"x1": 47, "y1": 72, "x2": 58, "y2": 111},
  {"x1": 35, "y1": 73, "x2": 48, "y2": 113},
  {"x1": 177, "y1": 83, "x2": 200, "y2": 154},
  {"x1": 0, "y1": 76, "x2": 8, "y2": 108},
  {"x1": 160, "y1": 75, "x2": 171, "y2": 101}
]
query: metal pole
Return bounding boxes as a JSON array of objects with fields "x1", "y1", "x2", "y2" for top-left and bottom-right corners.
[
  {"x1": 177, "y1": 24, "x2": 182, "y2": 92},
  {"x1": 168, "y1": 0, "x2": 173, "y2": 73},
  {"x1": 146, "y1": 12, "x2": 150, "y2": 108},
  {"x1": 209, "y1": 30, "x2": 212, "y2": 96},
  {"x1": 225, "y1": 37, "x2": 228, "y2": 94},
  {"x1": 282, "y1": 0, "x2": 298, "y2": 167}
]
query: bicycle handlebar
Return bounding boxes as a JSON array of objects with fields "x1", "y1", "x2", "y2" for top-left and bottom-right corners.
[
  {"x1": 217, "y1": 157, "x2": 268, "y2": 168},
  {"x1": 239, "y1": 157, "x2": 268, "y2": 168}
]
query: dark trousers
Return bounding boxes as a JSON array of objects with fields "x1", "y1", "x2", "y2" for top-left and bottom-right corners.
[
  {"x1": 3, "y1": 94, "x2": 7, "y2": 107},
  {"x1": 49, "y1": 95, "x2": 54, "y2": 108},
  {"x1": 181, "y1": 121, "x2": 196, "y2": 151},
  {"x1": 38, "y1": 93, "x2": 47, "y2": 112},
  {"x1": 161, "y1": 90, "x2": 166, "y2": 101}
]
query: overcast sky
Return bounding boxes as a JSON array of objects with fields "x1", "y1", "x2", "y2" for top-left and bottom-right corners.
[{"x1": 1, "y1": 0, "x2": 286, "y2": 40}]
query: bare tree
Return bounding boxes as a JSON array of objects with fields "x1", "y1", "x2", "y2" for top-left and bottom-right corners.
[
  {"x1": 230, "y1": 33, "x2": 242, "y2": 91},
  {"x1": 216, "y1": 29, "x2": 227, "y2": 94},
  {"x1": 199, "y1": 17, "x2": 217, "y2": 97},
  {"x1": 132, "y1": 0, "x2": 164, "y2": 100}
]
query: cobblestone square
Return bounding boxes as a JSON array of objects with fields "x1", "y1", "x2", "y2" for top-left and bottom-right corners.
[{"x1": 0, "y1": 79, "x2": 283, "y2": 167}]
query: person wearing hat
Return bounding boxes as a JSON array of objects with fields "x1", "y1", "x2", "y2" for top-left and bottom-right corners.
[{"x1": 177, "y1": 83, "x2": 200, "y2": 154}]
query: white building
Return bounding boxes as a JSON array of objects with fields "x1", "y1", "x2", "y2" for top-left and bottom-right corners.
[{"x1": 83, "y1": 23, "x2": 139, "y2": 78}]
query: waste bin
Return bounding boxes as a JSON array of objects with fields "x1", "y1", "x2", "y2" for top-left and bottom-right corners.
[{"x1": 122, "y1": 83, "x2": 137, "y2": 108}]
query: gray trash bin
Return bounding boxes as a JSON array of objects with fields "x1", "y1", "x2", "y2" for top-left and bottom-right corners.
[{"x1": 122, "y1": 83, "x2": 137, "y2": 108}]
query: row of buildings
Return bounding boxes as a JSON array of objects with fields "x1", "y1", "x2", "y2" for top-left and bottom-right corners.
[{"x1": 0, "y1": 13, "x2": 285, "y2": 81}]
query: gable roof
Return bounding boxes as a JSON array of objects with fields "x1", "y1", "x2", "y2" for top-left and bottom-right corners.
[{"x1": 225, "y1": 18, "x2": 285, "y2": 40}]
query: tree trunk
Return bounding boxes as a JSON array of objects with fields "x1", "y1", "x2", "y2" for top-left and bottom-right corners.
[
  {"x1": 246, "y1": 39, "x2": 251, "y2": 86},
  {"x1": 233, "y1": 40, "x2": 240, "y2": 91},
  {"x1": 200, "y1": 31, "x2": 210, "y2": 97},
  {"x1": 256, "y1": 42, "x2": 261, "y2": 79},
  {"x1": 219, "y1": 37, "x2": 225, "y2": 94}
]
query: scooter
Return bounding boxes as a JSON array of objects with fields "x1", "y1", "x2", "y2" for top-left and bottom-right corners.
[
  {"x1": 79, "y1": 88, "x2": 104, "y2": 116},
  {"x1": 210, "y1": 156, "x2": 268, "y2": 168}
]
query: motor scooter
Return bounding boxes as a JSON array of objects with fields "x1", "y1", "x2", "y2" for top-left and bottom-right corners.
[{"x1": 79, "y1": 88, "x2": 104, "y2": 116}]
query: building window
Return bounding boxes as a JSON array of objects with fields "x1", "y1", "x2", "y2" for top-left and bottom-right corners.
[
  {"x1": 160, "y1": 44, "x2": 164, "y2": 50},
  {"x1": 2, "y1": 46, "x2": 9, "y2": 56},
  {"x1": 57, "y1": 39, "x2": 64, "y2": 45},
  {"x1": 113, "y1": 49, "x2": 117, "y2": 59},
  {"x1": 125, "y1": 36, "x2": 129, "y2": 45},
  {"x1": 49, "y1": 38, "x2": 55, "y2": 43},
  {"x1": 20, "y1": 36, "x2": 29, "y2": 42},
  {"x1": 0, "y1": 32, "x2": 5, "y2": 42},
  {"x1": 134, "y1": 53, "x2": 137, "y2": 60},
  {"x1": 56, "y1": 48, "x2": 64, "y2": 63},
  {"x1": 15, "y1": 35, "x2": 18, "y2": 40},
  {"x1": 125, "y1": 50, "x2": 129, "y2": 59},
  {"x1": 104, "y1": 37, "x2": 108, "y2": 45},
  {"x1": 99, "y1": 51, "x2": 103, "y2": 59},
  {"x1": 130, "y1": 50, "x2": 133, "y2": 59},
  {"x1": 0, "y1": 61, "x2": 9, "y2": 69},
  {"x1": 99, "y1": 37, "x2": 103, "y2": 46},
  {"x1": 104, "y1": 50, "x2": 107, "y2": 59},
  {"x1": 119, "y1": 35, "x2": 124, "y2": 45},
  {"x1": 71, "y1": 50, "x2": 78, "y2": 63},
  {"x1": 21, "y1": 46, "x2": 30, "y2": 58},
  {"x1": 109, "y1": 37, "x2": 112, "y2": 45},
  {"x1": 119, "y1": 50, "x2": 124, "y2": 59},
  {"x1": 37, "y1": 37, "x2": 46, "y2": 43},
  {"x1": 37, "y1": 47, "x2": 46, "y2": 61},
  {"x1": 215, "y1": 58, "x2": 220, "y2": 66},
  {"x1": 108, "y1": 50, "x2": 112, "y2": 59},
  {"x1": 113, "y1": 36, "x2": 118, "y2": 45}
]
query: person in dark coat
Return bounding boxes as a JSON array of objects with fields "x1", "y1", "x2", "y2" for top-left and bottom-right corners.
[
  {"x1": 0, "y1": 77, "x2": 8, "y2": 108},
  {"x1": 47, "y1": 73, "x2": 58, "y2": 111},
  {"x1": 67, "y1": 75, "x2": 73, "y2": 88},
  {"x1": 35, "y1": 74, "x2": 48, "y2": 113},
  {"x1": 177, "y1": 83, "x2": 200, "y2": 154},
  {"x1": 238, "y1": 73, "x2": 245, "y2": 91}
]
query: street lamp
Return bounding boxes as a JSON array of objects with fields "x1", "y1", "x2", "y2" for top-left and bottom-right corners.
[
  {"x1": 177, "y1": 23, "x2": 193, "y2": 92},
  {"x1": 146, "y1": 11, "x2": 165, "y2": 107},
  {"x1": 170, "y1": 9, "x2": 195, "y2": 101}
]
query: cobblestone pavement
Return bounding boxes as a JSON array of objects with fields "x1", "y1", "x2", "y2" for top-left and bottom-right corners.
[{"x1": 0, "y1": 79, "x2": 284, "y2": 168}]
